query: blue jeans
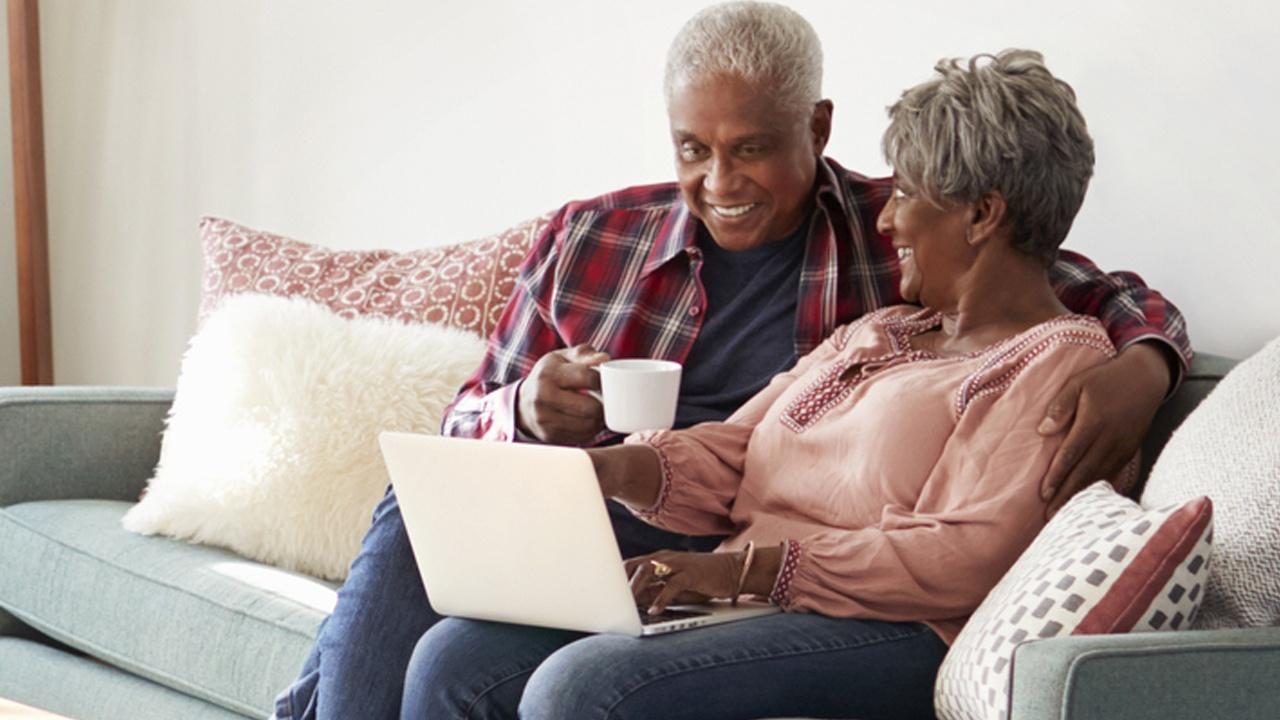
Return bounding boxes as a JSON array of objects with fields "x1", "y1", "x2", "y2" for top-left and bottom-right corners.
[
  {"x1": 401, "y1": 613, "x2": 948, "y2": 720},
  {"x1": 273, "y1": 487, "x2": 720, "y2": 720}
]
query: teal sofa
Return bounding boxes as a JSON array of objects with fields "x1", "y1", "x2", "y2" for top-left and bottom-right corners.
[
  {"x1": 1, "y1": 353, "x2": 1276, "y2": 719},
  {"x1": 0, "y1": 387, "x2": 329, "y2": 719}
]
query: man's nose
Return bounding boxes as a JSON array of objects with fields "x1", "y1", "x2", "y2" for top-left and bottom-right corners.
[{"x1": 702, "y1": 154, "x2": 739, "y2": 195}]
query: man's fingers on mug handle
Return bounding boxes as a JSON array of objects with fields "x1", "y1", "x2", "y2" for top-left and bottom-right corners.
[
  {"x1": 566, "y1": 344, "x2": 610, "y2": 366},
  {"x1": 545, "y1": 388, "x2": 603, "y2": 419}
]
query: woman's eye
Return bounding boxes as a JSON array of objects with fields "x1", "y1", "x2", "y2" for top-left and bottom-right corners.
[{"x1": 892, "y1": 187, "x2": 913, "y2": 201}]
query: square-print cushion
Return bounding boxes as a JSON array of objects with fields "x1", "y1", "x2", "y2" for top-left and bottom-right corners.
[
  {"x1": 934, "y1": 481, "x2": 1213, "y2": 720},
  {"x1": 197, "y1": 213, "x2": 549, "y2": 338}
]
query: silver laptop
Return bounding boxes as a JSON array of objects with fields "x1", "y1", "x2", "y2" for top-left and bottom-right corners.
[{"x1": 379, "y1": 432, "x2": 779, "y2": 637}]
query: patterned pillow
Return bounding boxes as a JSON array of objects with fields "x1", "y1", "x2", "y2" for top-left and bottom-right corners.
[
  {"x1": 934, "y1": 481, "x2": 1213, "y2": 720},
  {"x1": 197, "y1": 214, "x2": 549, "y2": 338}
]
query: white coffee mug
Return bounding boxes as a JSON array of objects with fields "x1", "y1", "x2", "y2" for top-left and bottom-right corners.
[{"x1": 590, "y1": 359, "x2": 682, "y2": 433}]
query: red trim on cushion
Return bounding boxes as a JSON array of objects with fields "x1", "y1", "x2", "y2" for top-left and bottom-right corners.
[{"x1": 1075, "y1": 497, "x2": 1213, "y2": 634}]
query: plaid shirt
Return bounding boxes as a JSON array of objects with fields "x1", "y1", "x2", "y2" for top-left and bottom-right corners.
[{"x1": 441, "y1": 157, "x2": 1191, "y2": 442}]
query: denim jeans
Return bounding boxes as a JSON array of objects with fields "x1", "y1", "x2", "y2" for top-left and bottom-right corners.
[
  {"x1": 273, "y1": 487, "x2": 720, "y2": 720},
  {"x1": 401, "y1": 613, "x2": 948, "y2": 720}
]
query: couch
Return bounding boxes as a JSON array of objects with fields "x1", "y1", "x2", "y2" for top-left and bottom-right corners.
[{"x1": 5, "y1": 351, "x2": 1276, "y2": 720}]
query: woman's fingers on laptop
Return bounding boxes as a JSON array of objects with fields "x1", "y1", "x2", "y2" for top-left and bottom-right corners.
[
  {"x1": 647, "y1": 575, "x2": 689, "y2": 615},
  {"x1": 627, "y1": 556, "x2": 662, "y2": 607},
  {"x1": 626, "y1": 551, "x2": 737, "y2": 613}
]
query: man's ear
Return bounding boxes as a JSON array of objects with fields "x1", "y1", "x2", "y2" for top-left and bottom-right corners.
[
  {"x1": 968, "y1": 191, "x2": 1008, "y2": 245},
  {"x1": 811, "y1": 100, "x2": 834, "y2": 155}
]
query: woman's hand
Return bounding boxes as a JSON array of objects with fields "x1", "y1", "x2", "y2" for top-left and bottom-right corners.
[{"x1": 625, "y1": 551, "x2": 742, "y2": 615}]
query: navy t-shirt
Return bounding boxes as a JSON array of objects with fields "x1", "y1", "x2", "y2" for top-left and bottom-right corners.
[{"x1": 673, "y1": 220, "x2": 809, "y2": 429}]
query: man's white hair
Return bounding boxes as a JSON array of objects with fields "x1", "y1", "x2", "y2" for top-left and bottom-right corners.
[{"x1": 664, "y1": 1, "x2": 823, "y2": 119}]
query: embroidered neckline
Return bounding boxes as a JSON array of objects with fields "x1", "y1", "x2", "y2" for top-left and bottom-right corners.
[
  {"x1": 780, "y1": 308, "x2": 1111, "y2": 433},
  {"x1": 884, "y1": 308, "x2": 1106, "y2": 363}
]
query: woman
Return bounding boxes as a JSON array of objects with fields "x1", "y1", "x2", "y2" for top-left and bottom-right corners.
[{"x1": 402, "y1": 49, "x2": 1111, "y2": 720}]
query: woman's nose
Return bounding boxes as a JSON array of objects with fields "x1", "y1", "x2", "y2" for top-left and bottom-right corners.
[{"x1": 875, "y1": 196, "x2": 895, "y2": 235}]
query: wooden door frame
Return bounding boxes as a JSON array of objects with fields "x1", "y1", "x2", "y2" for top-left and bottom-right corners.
[{"x1": 7, "y1": 0, "x2": 52, "y2": 385}]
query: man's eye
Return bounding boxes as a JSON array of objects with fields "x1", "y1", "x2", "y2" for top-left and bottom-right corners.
[
  {"x1": 680, "y1": 144, "x2": 707, "y2": 161},
  {"x1": 738, "y1": 144, "x2": 764, "y2": 156}
]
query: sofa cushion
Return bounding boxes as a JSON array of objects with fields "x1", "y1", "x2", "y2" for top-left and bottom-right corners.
[
  {"x1": 0, "y1": 637, "x2": 248, "y2": 720},
  {"x1": 0, "y1": 499, "x2": 335, "y2": 718}
]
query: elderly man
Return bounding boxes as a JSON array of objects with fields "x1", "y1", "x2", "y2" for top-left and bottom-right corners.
[{"x1": 273, "y1": 3, "x2": 1190, "y2": 719}]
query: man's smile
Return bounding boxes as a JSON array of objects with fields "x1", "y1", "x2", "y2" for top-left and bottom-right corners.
[{"x1": 709, "y1": 202, "x2": 760, "y2": 219}]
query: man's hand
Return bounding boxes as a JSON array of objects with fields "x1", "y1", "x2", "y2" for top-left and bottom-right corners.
[
  {"x1": 516, "y1": 344, "x2": 610, "y2": 445},
  {"x1": 1038, "y1": 342, "x2": 1173, "y2": 517}
]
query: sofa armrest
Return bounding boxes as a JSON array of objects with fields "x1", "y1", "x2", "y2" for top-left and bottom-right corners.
[
  {"x1": 0, "y1": 386, "x2": 174, "y2": 506},
  {"x1": 1009, "y1": 627, "x2": 1280, "y2": 720}
]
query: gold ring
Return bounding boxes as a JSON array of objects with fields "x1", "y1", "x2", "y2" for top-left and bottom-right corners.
[{"x1": 650, "y1": 560, "x2": 673, "y2": 578}]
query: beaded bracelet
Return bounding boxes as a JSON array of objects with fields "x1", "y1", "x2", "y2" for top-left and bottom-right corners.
[{"x1": 731, "y1": 540, "x2": 756, "y2": 606}]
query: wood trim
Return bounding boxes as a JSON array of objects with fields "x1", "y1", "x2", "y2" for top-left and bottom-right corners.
[{"x1": 8, "y1": 0, "x2": 52, "y2": 384}]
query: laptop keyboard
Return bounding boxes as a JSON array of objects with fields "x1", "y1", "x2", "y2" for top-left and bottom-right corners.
[{"x1": 637, "y1": 606, "x2": 711, "y2": 625}]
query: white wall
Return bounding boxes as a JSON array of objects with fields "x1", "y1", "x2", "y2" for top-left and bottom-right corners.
[
  {"x1": 0, "y1": 6, "x2": 18, "y2": 387},
  {"x1": 29, "y1": 0, "x2": 1280, "y2": 386}
]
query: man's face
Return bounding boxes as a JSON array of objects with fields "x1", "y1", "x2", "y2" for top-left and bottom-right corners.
[{"x1": 668, "y1": 75, "x2": 831, "y2": 252}]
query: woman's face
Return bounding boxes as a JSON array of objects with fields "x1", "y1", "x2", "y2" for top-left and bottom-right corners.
[{"x1": 875, "y1": 179, "x2": 974, "y2": 308}]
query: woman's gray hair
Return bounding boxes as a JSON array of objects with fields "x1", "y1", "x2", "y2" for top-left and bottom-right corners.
[
  {"x1": 882, "y1": 49, "x2": 1095, "y2": 265},
  {"x1": 664, "y1": 1, "x2": 822, "y2": 121}
]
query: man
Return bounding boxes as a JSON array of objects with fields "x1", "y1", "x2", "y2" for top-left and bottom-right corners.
[{"x1": 274, "y1": 3, "x2": 1190, "y2": 718}]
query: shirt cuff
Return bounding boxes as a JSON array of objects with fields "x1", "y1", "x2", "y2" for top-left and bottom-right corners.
[
  {"x1": 620, "y1": 432, "x2": 674, "y2": 519},
  {"x1": 1118, "y1": 334, "x2": 1190, "y2": 400},
  {"x1": 768, "y1": 539, "x2": 804, "y2": 608},
  {"x1": 484, "y1": 381, "x2": 523, "y2": 442}
]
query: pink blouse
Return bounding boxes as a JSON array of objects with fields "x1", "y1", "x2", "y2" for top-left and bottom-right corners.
[{"x1": 627, "y1": 305, "x2": 1116, "y2": 643}]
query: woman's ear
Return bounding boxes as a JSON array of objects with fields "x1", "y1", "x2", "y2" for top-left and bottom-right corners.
[{"x1": 967, "y1": 191, "x2": 1008, "y2": 246}]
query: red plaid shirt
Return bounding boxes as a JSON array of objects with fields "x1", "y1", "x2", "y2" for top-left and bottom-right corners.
[{"x1": 441, "y1": 157, "x2": 1191, "y2": 442}]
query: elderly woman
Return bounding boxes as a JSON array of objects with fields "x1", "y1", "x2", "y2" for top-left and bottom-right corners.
[{"x1": 399, "y1": 49, "x2": 1114, "y2": 720}]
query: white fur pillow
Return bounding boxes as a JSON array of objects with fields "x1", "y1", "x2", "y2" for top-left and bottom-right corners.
[{"x1": 122, "y1": 294, "x2": 486, "y2": 581}]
